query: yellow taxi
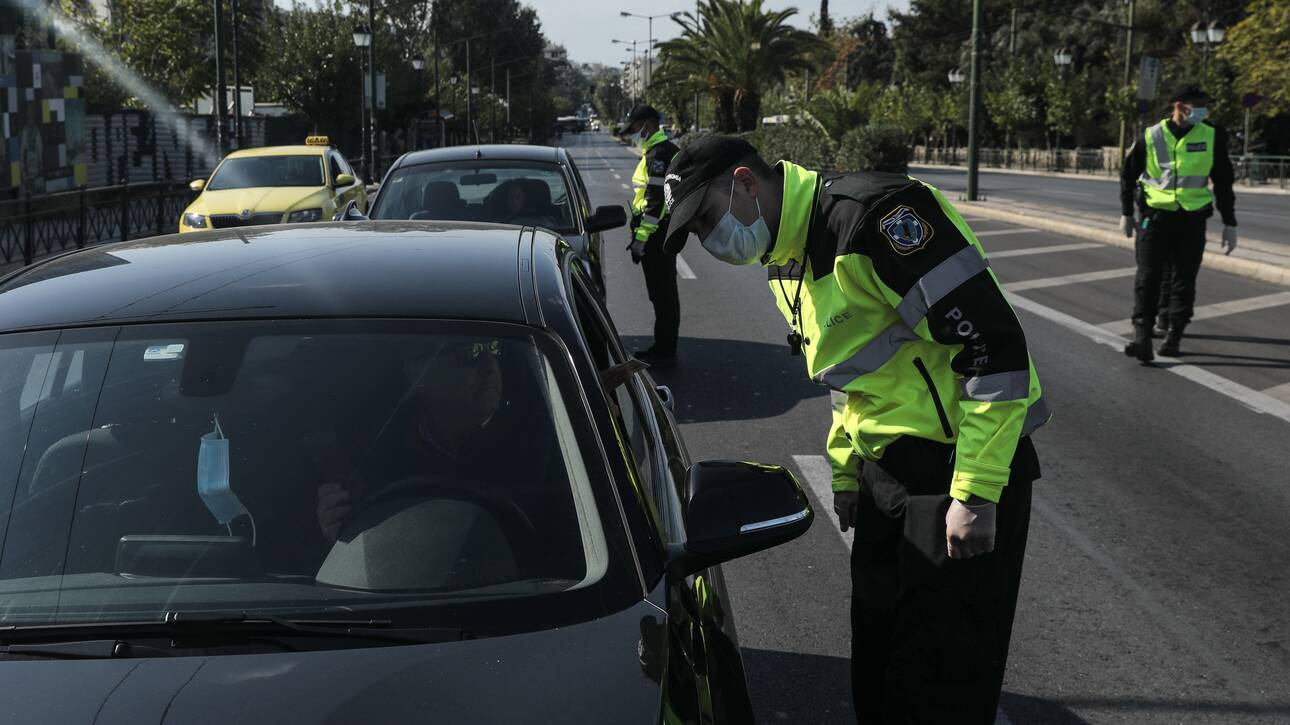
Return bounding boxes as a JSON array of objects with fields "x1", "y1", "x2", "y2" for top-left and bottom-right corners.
[{"x1": 179, "y1": 137, "x2": 367, "y2": 232}]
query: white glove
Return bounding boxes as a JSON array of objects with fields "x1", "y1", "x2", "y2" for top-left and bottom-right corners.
[
  {"x1": 1119, "y1": 215, "x2": 1135, "y2": 238},
  {"x1": 945, "y1": 498, "x2": 996, "y2": 560},
  {"x1": 1221, "y1": 226, "x2": 1237, "y2": 255}
]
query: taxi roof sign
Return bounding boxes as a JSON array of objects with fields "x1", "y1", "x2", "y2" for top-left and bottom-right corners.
[{"x1": 304, "y1": 135, "x2": 330, "y2": 146}]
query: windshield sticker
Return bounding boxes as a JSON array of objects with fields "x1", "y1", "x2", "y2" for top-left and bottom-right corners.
[{"x1": 143, "y1": 343, "x2": 185, "y2": 361}]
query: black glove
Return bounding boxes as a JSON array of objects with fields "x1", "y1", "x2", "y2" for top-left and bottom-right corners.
[{"x1": 627, "y1": 239, "x2": 645, "y2": 264}]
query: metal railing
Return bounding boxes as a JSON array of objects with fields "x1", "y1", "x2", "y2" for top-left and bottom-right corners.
[{"x1": 0, "y1": 182, "x2": 194, "y2": 269}]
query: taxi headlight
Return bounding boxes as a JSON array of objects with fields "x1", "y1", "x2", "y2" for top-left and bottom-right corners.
[
  {"x1": 183, "y1": 212, "x2": 207, "y2": 228},
  {"x1": 287, "y1": 208, "x2": 323, "y2": 223}
]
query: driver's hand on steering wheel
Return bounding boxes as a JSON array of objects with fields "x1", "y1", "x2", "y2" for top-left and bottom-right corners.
[{"x1": 317, "y1": 481, "x2": 359, "y2": 542}]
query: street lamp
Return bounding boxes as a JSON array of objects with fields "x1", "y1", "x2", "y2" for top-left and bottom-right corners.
[
  {"x1": 1053, "y1": 47, "x2": 1073, "y2": 70},
  {"x1": 353, "y1": 24, "x2": 371, "y2": 181},
  {"x1": 947, "y1": 68, "x2": 965, "y2": 85},
  {"x1": 1190, "y1": 20, "x2": 1224, "y2": 76},
  {"x1": 619, "y1": 11, "x2": 681, "y2": 90},
  {"x1": 411, "y1": 55, "x2": 425, "y2": 71},
  {"x1": 1053, "y1": 48, "x2": 1073, "y2": 171},
  {"x1": 352, "y1": 24, "x2": 371, "y2": 48}
]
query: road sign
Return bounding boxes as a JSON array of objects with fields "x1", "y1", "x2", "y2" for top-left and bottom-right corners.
[{"x1": 1137, "y1": 57, "x2": 1160, "y2": 100}]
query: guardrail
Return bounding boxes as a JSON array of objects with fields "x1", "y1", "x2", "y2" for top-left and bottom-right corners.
[{"x1": 0, "y1": 182, "x2": 193, "y2": 269}]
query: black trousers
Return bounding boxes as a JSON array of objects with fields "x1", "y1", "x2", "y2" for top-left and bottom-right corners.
[
  {"x1": 1132, "y1": 209, "x2": 1208, "y2": 330},
  {"x1": 640, "y1": 240, "x2": 680, "y2": 355},
  {"x1": 851, "y1": 435, "x2": 1039, "y2": 725}
]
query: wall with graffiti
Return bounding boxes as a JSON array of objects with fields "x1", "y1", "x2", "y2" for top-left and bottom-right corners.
[{"x1": 1, "y1": 45, "x2": 86, "y2": 199}]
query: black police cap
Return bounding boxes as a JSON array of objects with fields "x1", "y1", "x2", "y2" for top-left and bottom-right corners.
[
  {"x1": 627, "y1": 104, "x2": 662, "y2": 124},
  {"x1": 662, "y1": 135, "x2": 759, "y2": 253},
  {"x1": 1169, "y1": 84, "x2": 1209, "y2": 104}
]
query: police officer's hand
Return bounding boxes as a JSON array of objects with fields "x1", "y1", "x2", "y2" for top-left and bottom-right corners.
[
  {"x1": 1119, "y1": 215, "x2": 1135, "y2": 238},
  {"x1": 1221, "y1": 226, "x2": 1238, "y2": 255},
  {"x1": 316, "y1": 482, "x2": 353, "y2": 542},
  {"x1": 628, "y1": 239, "x2": 646, "y2": 264},
  {"x1": 833, "y1": 490, "x2": 859, "y2": 533},
  {"x1": 945, "y1": 496, "x2": 996, "y2": 559}
]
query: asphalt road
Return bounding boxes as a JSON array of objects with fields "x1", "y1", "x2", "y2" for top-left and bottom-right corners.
[
  {"x1": 909, "y1": 165, "x2": 1290, "y2": 250},
  {"x1": 562, "y1": 130, "x2": 1290, "y2": 724}
]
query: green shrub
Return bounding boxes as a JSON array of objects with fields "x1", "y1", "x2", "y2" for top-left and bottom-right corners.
[
  {"x1": 837, "y1": 125, "x2": 912, "y2": 173},
  {"x1": 744, "y1": 123, "x2": 837, "y2": 170}
]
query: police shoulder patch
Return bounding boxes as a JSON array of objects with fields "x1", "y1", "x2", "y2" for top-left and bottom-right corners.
[{"x1": 879, "y1": 205, "x2": 934, "y2": 255}]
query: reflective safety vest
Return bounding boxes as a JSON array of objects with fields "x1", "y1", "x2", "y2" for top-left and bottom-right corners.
[
  {"x1": 765, "y1": 162, "x2": 1049, "y2": 501},
  {"x1": 630, "y1": 130, "x2": 678, "y2": 244},
  {"x1": 1140, "y1": 120, "x2": 1216, "y2": 212}
]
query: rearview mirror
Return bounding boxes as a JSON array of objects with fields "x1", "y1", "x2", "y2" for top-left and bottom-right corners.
[
  {"x1": 335, "y1": 173, "x2": 355, "y2": 187},
  {"x1": 666, "y1": 461, "x2": 812, "y2": 579},
  {"x1": 460, "y1": 173, "x2": 498, "y2": 186},
  {"x1": 587, "y1": 205, "x2": 627, "y2": 234},
  {"x1": 190, "y1": 179, "x2": 206, "y2": 192}
]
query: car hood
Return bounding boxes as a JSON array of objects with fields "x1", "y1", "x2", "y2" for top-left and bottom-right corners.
[
  {"x1": 1, "y1": 601, "x2": 666, "y2": 725},
  {"x1": 193, "y1": 187, "x2": 328, "y2": 214}
]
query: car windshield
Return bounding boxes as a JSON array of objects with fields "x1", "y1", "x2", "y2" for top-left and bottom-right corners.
[
  {"x1": 0, "y1": 320, "x2": 617, "y2": 630},
  {"x1": 207, "y1": 155, "x2": 325, "y2": 190},
  {"x1": 371, "y1": 161, "x2": 578, "y2": 234}
]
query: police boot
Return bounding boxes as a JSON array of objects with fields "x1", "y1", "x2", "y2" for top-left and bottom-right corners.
[
  {"x1": 1158, "y1": 325, "x2": 1185, "y2": 357},
  {"x1": 1123, "y1": 323, "x2": 1155, "y2": 363}
]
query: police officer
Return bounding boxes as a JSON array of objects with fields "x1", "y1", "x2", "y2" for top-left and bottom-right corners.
[
  {"x1": 1120, "y1": 84, "x2": 1238, "y2": 361},
  {"x1": 662, "y1": 136, "x2": 1049, "y2": 724},
  {"x1": 623, "y1": 105, "x2": 681, "y2": 368}
]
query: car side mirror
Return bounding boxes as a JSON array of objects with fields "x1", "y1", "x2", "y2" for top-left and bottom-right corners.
[
  {"x1": 335, "y1": 173, "x2": 355, "y2": 187},
  {"x1": 666, "y1": 461, "x2": 812, "y2": 579},
  {"x1": 332, "y1": 199, "x2": 369, "y2": 222},
  {"x1": 189, "y1": 179, "x2": 206, "y2": 193},
  {"x1": 587, "y1": 205, "x2": 627, "y2": 234}
]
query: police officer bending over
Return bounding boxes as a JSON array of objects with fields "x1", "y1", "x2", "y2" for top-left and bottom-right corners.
[
  {"x1": 662, "y1": 136, "x2": 1049, "y2": 724},
  {"x1": 1120, "y1": 84, "x2": 1237, "y2": 361}
]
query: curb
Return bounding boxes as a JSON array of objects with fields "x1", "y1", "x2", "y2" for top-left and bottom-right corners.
[
  {"x1": 912, "y1": 163, "x2": 1290, "y2": 196},
  {"x1": 959, "y1": 202, "x2": 1290, "y2": 288}
]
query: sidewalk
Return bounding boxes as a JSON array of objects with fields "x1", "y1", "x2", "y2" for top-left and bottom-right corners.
[
  {"x1": 914, "y1": 162, "x2": 1290, "y2": 196},
  {"x1": 959, "y1": 198, "x2": 1290, "y2": 287}
]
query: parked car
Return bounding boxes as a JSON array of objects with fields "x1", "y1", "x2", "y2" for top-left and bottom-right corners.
[
  {"x1": 0, "y1": 222, "x2": 812, "y2": 724},
  {"x1": 367, "y1": 145, "x2": 623, "y2": 295},
  {"x1": 180, "y1": 136, "x2": 367, "y2": 232}
]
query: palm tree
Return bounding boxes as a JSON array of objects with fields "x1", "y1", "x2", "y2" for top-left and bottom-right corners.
[{"x1": 655, "y1": 0, "x2": 826, "y2": 132}]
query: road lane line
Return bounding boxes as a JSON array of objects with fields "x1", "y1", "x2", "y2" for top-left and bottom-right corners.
[
  {"x1": 1008, "y1": 291, "x2": 1290, "y2": 424},
  {"x1": 974, "y1": 228, "x2": 1038, "y2": 238},
  {"x1": 1003, "y1": 267, "x2": 1136, "y2": 292},
  {"x1": 1046, "y1": 189, "x2": 1094, "y2": 197},
  {"x1": 613, "y1": 173, "x2": 622, "y2": 180},
  {"x1": 791, "y1": 455, "x2": 852, "y2": 550},
  {"x1": 1262, "y1": 381, "x2": 1290, "y2": 404},
  {"x1": 620, "y1": 183, "x2": 630, "y2": 190},
  {"x1": 1098, "y1": 291, "x2": 1290, "y2": 335},
  {"x1": 676, "y1": 254, "x2": 697, "y2": 280},
  {"x1": 989, "y1": 242, "x2": 1102, "y2": 258}
]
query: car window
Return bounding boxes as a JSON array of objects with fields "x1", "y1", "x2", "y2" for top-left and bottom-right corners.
[
  {"x1": 329, "y1": 153, "x2": 346, "y2": 185},
  {"x1": 562, "y1": 156, "x2": 592, "y2": 221},
  {"x1": 0, "y1": 320, "x2": 629, "y2": 628},
  {"x1": 207, "y1": 155, "x2": 325, "y2": 189},
  {"x1": 370, "y1": 160, "x2": 577, "y2": 234}
]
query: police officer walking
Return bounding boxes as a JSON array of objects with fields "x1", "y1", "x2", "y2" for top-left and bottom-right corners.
[
  {"x1": 623, "y1": 105, "x2": 681, "y2": 368},
  {"x1": 1120, "y1": 84, "x2": 1238, "y2": 361},
  {"x1": 662, "y1": 136, "x2": 1049, "y2": 724}
]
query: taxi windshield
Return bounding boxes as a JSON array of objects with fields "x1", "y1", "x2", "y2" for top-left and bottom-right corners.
[
  {"x1": 0, "y1": 320, "x2": 619, "y2": 630},
  {"x1": 371, "y1": 161, "x2": 578, "y2": 234},
  {"x1": 207, "y1": 155, "x2": 325, "y2": 190}
]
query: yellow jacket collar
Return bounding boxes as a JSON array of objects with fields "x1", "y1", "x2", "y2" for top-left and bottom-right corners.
[
  {"x1": 642, "y1": 129, "x2": 670, "y2": 152},
  {"x1": 766, "y1": 160, "x2": 819, "y2": 267}
]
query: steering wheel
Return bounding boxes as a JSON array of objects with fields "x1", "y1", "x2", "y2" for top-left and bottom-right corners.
[{"x1": 337, "y1": 474, "x2": 542, "y2": 570}]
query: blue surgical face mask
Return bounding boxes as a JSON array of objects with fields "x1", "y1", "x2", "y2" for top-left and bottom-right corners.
[
  {"x1": 197, "y1": 416, "x2": 250, "y2": 528},
  {"x1": 1187, "y1": 106, "x2": 1208, "y2": 124},
  {"x1": 701, "y1": 179, "x2": 771, "y2": 266}
]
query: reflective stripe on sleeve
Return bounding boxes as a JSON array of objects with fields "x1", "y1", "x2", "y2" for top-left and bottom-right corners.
[
  {"x1": 961, "y1": 370, "x2": 1031, "y2": 402},
  {"x1": 813, "y1": 320, "x2": 920, "y2": 391},
  {"x1": 640, "y1": 214, "x2": 660, "y2": 225},
  {"x1": 1020, "y1": 395, "x2": 1051, "y2": 436},
  {"x1": 895, "y1": 246, "x2": 990, "y2": 329}
]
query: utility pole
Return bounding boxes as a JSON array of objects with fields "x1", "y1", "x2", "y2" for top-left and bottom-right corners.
[
  {"x1": 966, "y1": 0, "x2": 984, "y2": 201},
  {"x1": 367, "y1": 0, "x2": 378, "y2": 179},
  {"x1": 434, "y1": 31, "x2": 443, "y2": 147},
  {"x1": 506, "y1": 68, "x2": 511, "y2": 132},
  {"x1": 212, "y1": 0, "x2": 227, "y2": 156},
  {"x1": 231, "y1": 0, "x2": 242, "y2": 148},
  {"x1": 466, "y1": 39, "x2": 473, "y2": 143},
  {"x1": 490, "y1": 53, "x2": 496, "y2": 143},
  {"x1": 1117, "y1": 0, "x2": 1135, "y2": 168},
  {"x1": 1009, "y1": 5, "x2": 1016, "y2": 55}
]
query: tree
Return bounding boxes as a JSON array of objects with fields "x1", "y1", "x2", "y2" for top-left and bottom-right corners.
[
  {"x1": 818, "y1": 0, "x2": 833, "y2": 37},
  {"x1": 1217, "y1": 0, "x2": 1290, "y2": 117},
  {"x1": 654, "y1": 0, "x2": 826, "y2": 132},
  {"x1": 258, "y1": 1, "x2": 363, "y2": 144},
  {"x1": 79, "y1": 0, "x2": 217, "y2": 106}
]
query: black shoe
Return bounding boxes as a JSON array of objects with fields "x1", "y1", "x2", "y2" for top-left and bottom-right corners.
[
  {"x1": 1123, "y1": 324, "x2": 1155, "y2": 363},
  {"x1": 634, "y1": 347, "x2": 677, "y2": 369},
  {"x1": 1157, "y1": 329, "x2": 1183, "y2": 357}
]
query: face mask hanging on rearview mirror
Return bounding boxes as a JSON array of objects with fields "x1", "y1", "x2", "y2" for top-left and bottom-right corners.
[{"x1": 198, "y1": 414, "x2": 253, "y2": 536}]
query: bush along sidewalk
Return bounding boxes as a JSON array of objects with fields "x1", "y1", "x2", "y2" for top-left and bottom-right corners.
[{"x1": 677, "y1": 122, "x2": 913, "y2": 175}]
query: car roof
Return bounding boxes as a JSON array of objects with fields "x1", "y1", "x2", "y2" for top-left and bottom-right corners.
[
  {"x1": 0, "y1": 223, "x2": 562, "y2": 332},
  {"x1": 225, "y1": 145, "x2": 328, "y2": 159},
  {"x1": 395, "y1": 144, "x2": 564, "y2": 168}
]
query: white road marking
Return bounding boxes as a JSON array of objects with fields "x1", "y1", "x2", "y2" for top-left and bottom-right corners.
[
  {"x1": 1045, "y1": 189, "x2": 1094, "y2": 197},
  {"x1": 1262, "y1": 381, "x2": 1290, "y2": 404},
  {"x1": 1098, "y1": 291, "x2": 1290, "y2": 335},
  {"x1": 1008, "y1": 291, "x2": 1290, "y2": 424},
  {"x1": 620, "y1": 183, "x2": 630, "y2": 190},
  {"x1": 676, "y1": 254, "x2": 697, "y2": 279},
  {"x1": 989, "y1": 242, "x2": 1102, "y2": 258},
  {"x1": 974, "y1": 228, "x2": 1038, "y2": 238},
  {"x1": 613, "y1": 173, "x2": 622, "y2": 180},
  {"x1": 791, "y1": 455, "x2": 853, "y2": 550},
  {"x1": 1003, "y1": 267, "x2": 1136, "y2": 292}
]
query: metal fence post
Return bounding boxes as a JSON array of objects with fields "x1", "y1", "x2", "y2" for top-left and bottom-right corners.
[
  {"x1": 23, "y1": 190, "x2": 34, "y2": 266},
  {"x1": 78, "y1": 185, "x2": 87, "y2": 249},
  {"x1": 156, "y1": 184, "x2": 165, "y2": 236},
  {"x1": 120, "y1": 180, "x2": 130, "y2": 242}
]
